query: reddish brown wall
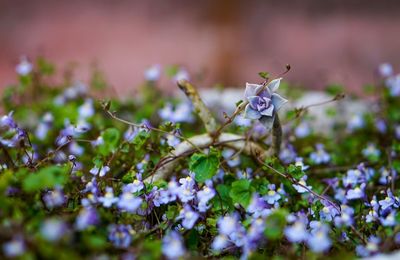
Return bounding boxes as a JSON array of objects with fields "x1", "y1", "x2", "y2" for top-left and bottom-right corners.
[{"x1": 1, "y1": 0, "x2": 400, "y2": 95}]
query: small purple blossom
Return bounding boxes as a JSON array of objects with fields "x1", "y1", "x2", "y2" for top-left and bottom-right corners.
[
  {"x1": 307, "y1": 225, "x2": 331, "y2": 253},
  {"x1": 284, "y1": 221, "x2": 308, "y2": 243},
  {"x1": 378, "y1": 63, "x2": 393, "y2": 77},
  {"x1": 40, "y1": 219, "x2": 68, "y2": 242},
  {"x1": 295, "y1": 122, "x2": 311, "y2": 138},
  {"x1": 144, "y1": 64, "x2": 161, "y2": 81},
  {"x1": 292, "y1": 176, "x2": 312, "y2": 194},
  {"x1": 98, "y1": 187, "x2": 119, "y2": 208},
  {"x1": 177, "y1": 205, "x2": 199, "y2": 229},
  {"x1": 362, "y1": 143, "x2": 381, "y2": 159},
  {"x1": 16, "y1": 56, "x2": 33, "y2": 76},
  {"x1": 89, "y1": 165, "x2": 110, "y2": 177},
  {"x1": 159, "y1": 102, "x2": 194, "y2": 123},
  {"x1": 108, "y1": 224, "x2": 133, "y2": 248},
  {"x1": 118, "y1": 192, "x2": 142, "y2": 213},
  {"x1": 124, "y1": 178, "x2": 144, "y2": 193},
  {"x1": 197, "y1": 183, "x2": 216, "y2": 212},
  {"x1": 75, "y1": 207, "x2": 99, "y2": 230},
  {"x1": 162, "y1": 231, "x2": 185, "y2": 259},
  {"x1": 345, "y1": 184, "x2": 366, "y2": 200},
  {"x1": 264, "y1": 185, "x2": 281, "y2": 205},
  {"x1": 43, "y1": 188, "x2": 66, "y2": 208},
  {"x1": 310, "y1": 144, "x2": 330, "y2": 164},
  {"x1": 2, "y1": 237, "x2": 25, "y2": 257}
]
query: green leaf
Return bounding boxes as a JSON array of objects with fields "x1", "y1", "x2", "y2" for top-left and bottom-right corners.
[
  {"x1": 132, "y1": 130, "x2": 150, "y2": 150},
  {"x1": 287, "y1": 164, "x2": 305, "y2": 180},
  {"x1": 22, "y1": 166, "x2": 69, "y2": 192},
  {"x1": 258, "y1": 71, "x2": 269, "y2": 79},
  {"x1": 98, "y1": 128, "x2": 121, "y2": 156},
  {"x1": 325, "y1": 84, "x2": 344, "y2": 96},
  {"x1": 264, "y1": 209, "x2": 288, "y2": 240},
  {"x1": 229, "y1": 179, "x2": 254, "y2": 207},
  {"x1": 213, "y1": 184, "x2": 234, "y2": 211},
  {"x1": 139, "y1": 239, "x2": 162, "y2": 260},
  {"x1": 189, "y1": 148, "x2": 220, "y2": 183}
]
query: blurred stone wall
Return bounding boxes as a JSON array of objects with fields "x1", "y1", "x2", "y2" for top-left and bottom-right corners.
[{"x1": 1, "y1": 0, "x2": 400, "y2": 95}]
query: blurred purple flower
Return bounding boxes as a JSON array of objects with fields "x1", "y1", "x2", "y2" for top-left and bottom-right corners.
[
  {"x1": 162, "y1": 231, "x2": 185, "y2": 259},
  {"x1": 177, "y1": 205, "x2": 199, "y2": 229},
  {"x1": 108, "y1": 224, "x2": 133, "y2": 248}
]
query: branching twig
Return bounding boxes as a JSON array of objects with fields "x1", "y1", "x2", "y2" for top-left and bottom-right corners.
[{"x1": 177, "y1": 80, "x2": 217, "y2": 133}]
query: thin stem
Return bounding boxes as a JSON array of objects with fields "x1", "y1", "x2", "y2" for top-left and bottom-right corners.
[{"x1": 103, "y1": 107, "x2": 203, "y2": 153}]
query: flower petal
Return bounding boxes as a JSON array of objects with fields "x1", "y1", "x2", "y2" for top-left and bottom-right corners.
[
  {"x1": 244, "y1": 104, "x2": 262, "y2": 120},
  {"x1": 254, "y1": 84, "x2": 271, "y2": 99},
  {"x1": 260, "y1": 104, "x2": 275, "y2": 117},
  {"x1": 247, "y1": 96, "x2": 261, "y2": 110},
  {"x1": 271, "y1": 93, "x2": 288, "y2": 111},
  {"x1": 267, "y1": 78, "x2": 282, "y2": 92},
  {"x1": 259, "y1": 115, "x2": 275, "y2": 131},
  {"x1": 245, "y1": 83, "x2": 262, "y2": 98}
]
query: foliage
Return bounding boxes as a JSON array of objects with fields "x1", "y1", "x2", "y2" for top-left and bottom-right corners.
[{"x1": 0, "y1": 58, "x2": 400, "y2": 259}]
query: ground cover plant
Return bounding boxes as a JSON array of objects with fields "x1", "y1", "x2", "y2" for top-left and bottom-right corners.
[{"x1": 1, "y1": 59, "x2": 400, "y2": 259}]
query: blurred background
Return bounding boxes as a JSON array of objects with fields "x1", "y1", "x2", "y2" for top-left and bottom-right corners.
[{"x1": 1, "y1": 0, "x2": 400, "y2": 95}]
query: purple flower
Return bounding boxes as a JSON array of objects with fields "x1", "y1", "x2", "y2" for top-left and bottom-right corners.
[
  {"x1": 292, "y1": 176, "x2": 312, "y2": 194},
  {"x1": 295, "y1": 157, "x2": 309, "y2": 171},
  {"x1": 2, "y1": 237, "x2": 25, "y2": 257},
  {"x1": 177, "y1": 176, "x2": 196, "y2": 203},
  {"x1": 35, "y1": 113, "x2": 54, "y2": 140},
  {"x1": 279, "y1": 144, "x2": 297, "y2": 164},
  {"x1": 89, "y1": 165, "x2": 110, "y2": 177},
  {"x1": 378, "y1": 63, "x2": 393, "y2": 77},
  {"x1": 145, "y1": 64, "x2": 161, "y2": 81},
  {"x1": 380, "y1": 210, "x2": 396, "y2": 226},
  {"x1": 362, "y1": 143, "x2": 381, "y2": 159},
  {"x1": 243, "y1": 78, "x2": 288, "y2": 130},
  {"x1": 177, "y1": 205, "x2": 199, "y2": 229},
  {"x1": 345, "y1": 184, "x2": 366, "y2": 200},
  {"x1": 118, "y1": 192, "x2": 142, "y2": 213},
  {"x1": 108, "y1": 224, "x2": 133, "y2": 248},
  {"x1": 375, "y1": 119, "x2": 387, "y2": 133},
  {"x1": 16, "y1": 56, "x2": 33, "y2": 76},
  {"x1": 75, "y1": 207, "x2": 99, "y2": 230},
  {"x1": 247, "y1": 193, "x2": 271, "y2": 218},
  {"x1": 218, "y1": 214, "x2": 241, "y2": 236},
  {"x1": 124, "y1": 178, "x2": 144, "y2": 193},
  {"x1": 347, "y1": 114, "x2": 365, "y2": 132},
  {"x1": 307, "y1": 226, "x2": 331, "y2": 253},
  {"x1": 43, "y1": 188, "x2": 66, "y2": 209},
  {"x1": 98, "y1": 187, "x2": 119, "y2": 208},
  {"x1": 173, "y1": 68, "x2": 190, "y2": 82},
  {"x1": 159, "y1": 102, "x2": 194, "y2": 123},
  {"x1": 356, "y1": 236, "x2": 380, "y2": 257},
  {"x1": 78, "y1": 99, "x2": 94, "y2": 119},
  {"x1": 386, "y1": 74, "x2": 400, "y2": 97},
  {"x1": 264, "y1": 185, "x2": 281, "y2": 205},
  {"x1": 162, "y1": 231, "x2": 185, "y2": 259},
  {"x1": 295, "y1": 122, "x2": 311, "y2": 138},
  {"x1": 222, "y1": 149, "x2": 241, "y2": 168},
  {"x1": 211, "y1": 235, "x2": 229, "y2": 251},
  {"x1": 334, "y1": 205, "x2": 354, "y2": 227},
  {"x1": 319, "y1": 204, "x2": 340, "y2": 222},
  {"x1": 284, "y1": 221, "x2": 308, "y2": 243},
  {"x1": 309, "y1": 144, "x2": 330, "y2": 164},
  {"x1": 197, "y1": 183, "x2": 216, "y2": 212},
  {"x1": 40, "y1": 219, "x2": 68, "y2": 242}
]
